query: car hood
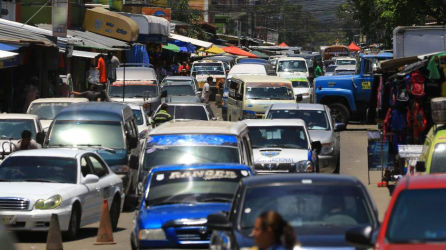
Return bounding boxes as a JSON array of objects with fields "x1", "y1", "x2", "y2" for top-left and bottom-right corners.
[
  {"x1": 253, "y1": 148, "x2": 308, "y2": 163},
  {"x1": 162, "y1": 96, "x2": 200, "y2": 103},
  {"x1": 308, "y1": 130, "x2": 333, "y2": 144},
  {"x1": 293, "y1": 88, "x2": 311, "y2": 95},
  {"x1": 237, "y1": 226, "x2": 358, "y2": 249},
  {"x1": 316, "y1": 74, "x2": 354, "y2": 82},
  {"x1": 138, "y1": 203, "x2": 230, "y2": 229},
  {"x1": 0, "y1": 182, "x2": 78, "y2": 209}
]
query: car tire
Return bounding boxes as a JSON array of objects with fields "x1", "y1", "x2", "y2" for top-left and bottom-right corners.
[
  {"x1": 329, "y1": 103, "x2": 350, "y2": 125},
  {"x1": 110, "y1": 195, "x2": 121, "y2": 232},
  {"x1": 131, "y1": 238, "x2": 138, "y2": 250},
  {"x1": 64, "y1": 204, "x2": 81, "y2": 241}
]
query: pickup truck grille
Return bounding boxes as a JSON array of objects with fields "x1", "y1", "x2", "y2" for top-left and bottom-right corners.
[
  {"x1": 254, "y1": 163, "x2": 294, "y2": 171},
  {"x1": 0, "y1": 198, "x2": 29, "y2": 210},
  {"x1": 176, "y1": 227, "x2": 211, "y2": 242}
]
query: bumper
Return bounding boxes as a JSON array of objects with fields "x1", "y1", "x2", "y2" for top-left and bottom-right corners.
[
  {"x1": 1, "y1": 206, "x2": 72, "y2": 231},
  {"x1": 318, "y1": 154, "x2": 337, "y2": 173}
]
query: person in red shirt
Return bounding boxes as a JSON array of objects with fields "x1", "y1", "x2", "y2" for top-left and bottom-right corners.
[
  {"x1": 178, "y1": 61, "x2": 190, "y2": 73},
  {"x1": 97, "y1": 55, "x2": 107, "y2": 84}
]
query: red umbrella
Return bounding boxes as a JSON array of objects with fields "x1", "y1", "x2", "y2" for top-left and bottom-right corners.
[
  {"x1": 222, "y1": 46, "x2": 258, "y2": 58},
  {"x1": 348, "y1": 42, "x2": 361, "y2": 52},
  {"x1": 278, "y1": 42, "x2": 288, "y2": 47}
]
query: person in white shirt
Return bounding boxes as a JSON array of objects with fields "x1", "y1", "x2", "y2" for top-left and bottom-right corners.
[
  {"x1": 202, "y1": 76, "x2": 212, "y2": 104},
  {"x1": 13, "y1": 130, "x2": 41, "y2": 151}
]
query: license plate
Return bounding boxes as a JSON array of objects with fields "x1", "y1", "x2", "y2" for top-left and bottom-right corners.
[{"x1": 1, "y1": 215, "x2": 16, "y2": 225}]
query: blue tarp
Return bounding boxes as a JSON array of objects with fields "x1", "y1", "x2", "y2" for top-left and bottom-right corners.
[
  {"x1": 0, "y1": 43, "x2": 21, "y2": 51},
  {"x1": 126, "y1": 44, "x2": 150, "y2": 67},
  {"x1": 170, "y1": 40, "x2": 196, "y2": 53}
]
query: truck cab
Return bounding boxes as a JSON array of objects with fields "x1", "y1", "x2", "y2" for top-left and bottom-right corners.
[{"x1": 314, "y1": 52, "x2": 392, "y2": 124}]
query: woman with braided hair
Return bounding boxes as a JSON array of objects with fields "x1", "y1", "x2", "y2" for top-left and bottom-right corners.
[{"x1": 252, "y1": 211, "x2": 299, "y2": 250}]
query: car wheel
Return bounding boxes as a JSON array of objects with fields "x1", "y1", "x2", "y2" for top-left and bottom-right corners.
[
  {"x1": 131, "y1": 238, "x2": 138, "y2": 250},
  {"x1": 110, "y1": 195, "x2": 121, "y2": 232},
  {"x1": 329, "y1": 103, "x2": 350, "y2": 125},
  {"x1": 64, "y1": 205, "x2": 81, "y2": 241}
]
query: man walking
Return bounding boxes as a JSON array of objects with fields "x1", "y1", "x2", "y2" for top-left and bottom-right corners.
[
  {"x1": 202, "y1": 77, "x2": 211, "y2": 104},
  {"x1": 151, "y1": 103, "x2": 173, "y2": 128}
]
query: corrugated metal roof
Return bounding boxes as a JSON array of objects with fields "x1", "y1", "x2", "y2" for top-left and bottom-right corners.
[
  {"x1": 37, "y1": 24, "x2": 130, "y2": 51},
  {"x1": 0, "y1": 21, "x2": 55, "y2": 46}
]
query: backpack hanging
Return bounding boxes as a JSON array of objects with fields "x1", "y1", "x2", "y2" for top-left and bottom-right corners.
[
  {"x1": 390, "y1": 108, "x2": 407, "y2": 134},
  {"x1": 409, "y1": 70, "x2": 425, "y2": 96}
]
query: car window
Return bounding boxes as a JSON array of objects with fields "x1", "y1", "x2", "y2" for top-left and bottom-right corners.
[
  {"x1": 132, "y1": 109, "x2": 144, "y2": 125},
  {"x1": 248, "y1": 126, "x2": 309, "y2": 149},
  {"x1": 89, "y1": 155, "x2": 109, "y2": 178},
  {"x1": 81, "y1": 156, "x2": 93, "y2": 177}
]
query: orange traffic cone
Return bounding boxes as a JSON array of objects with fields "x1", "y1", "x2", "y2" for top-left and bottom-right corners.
[
  {"x1": 94, "y1": 199, "x2": 116, "y2": 245},
  {"x1": 46, "y1": 214, "x2": 64, "y2": 250}
]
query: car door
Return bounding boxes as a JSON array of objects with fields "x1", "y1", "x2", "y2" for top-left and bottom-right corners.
[
  {"x1": 236, "y1": 81, "x2": 245, "y2": 121},
  {"x1": 80, "y1": 155, "x2": 102, "y2": 223},
  {"x1": 87, "y1": 154, "x2": 116, "y2": 209}
]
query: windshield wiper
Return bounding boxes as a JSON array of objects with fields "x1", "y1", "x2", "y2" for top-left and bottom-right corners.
[
  {"x1": 23, "y1": 179, "x2": 53, "y2": 183},
  {"x1": 152, "y1": 201, "x2": 195, "y2": 206},
  {"x1": 49, "y1": 144, "x2": 73, "y2": 148},
  {"x1": 200, "y1": 197, "x2": 232, "y2": 203},
  {"x1": 76, "y1": 144, "x2": 116, "y2": 154}
]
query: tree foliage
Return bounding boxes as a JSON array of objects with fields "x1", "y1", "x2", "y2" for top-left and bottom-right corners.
[{"x1": 167, "y1": 0, "x2": 205, "y2": 39}]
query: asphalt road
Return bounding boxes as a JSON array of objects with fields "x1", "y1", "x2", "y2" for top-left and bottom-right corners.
[{"x1": 13, "y1": 105, "x2": 392, "y2": 250}]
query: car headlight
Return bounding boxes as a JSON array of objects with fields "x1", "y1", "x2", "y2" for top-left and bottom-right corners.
[
  {"x1": 295, "y1": 160, "x2": 313, "y2": 173},
  {"x1": 243, "y1": 111, "x2": 257, "y2": 119},
  {"x1": 320, "y1": 143, "x2": 334, "y2": 155},
  {"x1": 138, "y1": 229, "x2": 166, "y2": 240},
  {"x1": 35, "y1": 195, "x2": 62, "y2": 210}
]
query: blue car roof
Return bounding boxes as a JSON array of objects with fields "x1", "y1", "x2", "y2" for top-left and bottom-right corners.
[
  {"x1": 360, "y1": 52, "x2": 393, "y2": 59},
  {"x1": 238, "y1": 59, "x2": 269, "y2": 64},
  {"x1": 150, "y1": 163, "x2": 253, "y2": 173},
  {"x1": 55, "y1": 102, "x2": 132, "y2": 122}
]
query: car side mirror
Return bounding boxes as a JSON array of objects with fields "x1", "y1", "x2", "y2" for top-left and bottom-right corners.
[
  {"x1": 36, "y1": 132, "x2": 46, "y2": 145},
  {"x1": 296, "y1": 94, "x2": 303, "y2": 102},
  {"x1": 161, "y1": 90, "x2": 168, "y2": 98},
  {"x1": 311, "y1": 141, "x2": 322, "y2": 154},
  {"x1": 415, "y1": 161, "x2": 426, "y2": 172},
  {"x1": 84, "y1": 174, "x2": 99, "y2": 184},
  {"x1": 334, "y1": 123, "x2": 347, "y2": 132},
  {"x1": 207, "y1": 212, "x2": 232, "y2": 231},
  {"x1": 128, "y1": 136, "x2": 138, "y2": 149},
  {"x1": 345, "y1": 225, "x2": 374, "y2": 248},
  {"x1": 129, "y1": 155, "x2": 139, "y2": 170}
]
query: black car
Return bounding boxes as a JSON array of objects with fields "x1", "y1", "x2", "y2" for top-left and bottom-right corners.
[{"x1": 207, "y1": 174, "x2": 379, "y2": 250}]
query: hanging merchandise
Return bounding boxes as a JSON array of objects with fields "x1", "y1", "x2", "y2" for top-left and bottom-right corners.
[
  {"x1": 97, "y1": 55, "x2": 107, "y2": 84},
  {"x1": 408, "y1": 70, "x2": 425, "y2": 96},
  {"x1": 126, "y1": 44, "x2": 151, "y2": 66}
]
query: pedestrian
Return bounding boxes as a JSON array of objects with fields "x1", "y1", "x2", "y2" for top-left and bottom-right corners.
[
  {"x1": 96, "y1": 55, "x2": 107, "y2": 85},
  {"x1": 70, "y1": 84, "x2": 101, "y2": 102},
  {"x1": 178, "y1": 61, "x2": 190, "y2": 73},
  {"x1": 156, "y1": 64, "x2": 167, "y2": 83},
  {"x1": 202, "y1": 76, "x2": 211, "y2": 104},
  {"x1": 106, "y1": 52, "x2": 120, "y2": 83},
  {"x1": 314, "y1": 63, "x2": 323, "y2": 78},
  {"x1": 252, "y1": 211, "x2": 297, "y2": 250},
  {"x1": 13, "y1": 130, "x2": 41, "y2": 151},
  {"x1": 151, "y1": 103, "x2": 173, "y2": 128}
]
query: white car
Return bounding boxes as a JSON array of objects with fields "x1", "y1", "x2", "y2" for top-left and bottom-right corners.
[
  {"x1": 0, "y1": 114, "x2": 43, "y2": 158},
  {"x1": 288, "y1": 78, "x2": 312, "y2": 103},
  {"x1": 0, "y1": 149, "x2": 125, "y2": 240},
  {"x1": 129, "y1": 104, "x2": 150, "y2": 138},
  {"x1": 276, "y1": 57, "x2": 309, "y2": 78},
  {"x1": 27, "y1": 98, "x2": 89, "y2": 129}
]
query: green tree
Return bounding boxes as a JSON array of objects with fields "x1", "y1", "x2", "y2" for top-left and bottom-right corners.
[{"x1": 167, "y1": 0, "x2": 205, "y2": 39}]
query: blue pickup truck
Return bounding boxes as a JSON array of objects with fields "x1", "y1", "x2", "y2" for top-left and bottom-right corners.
[
  {"x1": 130, "y1": 164, "x2": 253, "y2": 250},
  {"x1": 314, "y1": 52, "x2": 392, "y2": 124}
]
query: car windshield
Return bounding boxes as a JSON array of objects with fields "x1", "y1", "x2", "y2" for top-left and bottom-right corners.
[
  {"x1": 335, "y1": 70, "x2": 355, "y2": 75},
  {"x1": 292, "y1": 81, "x2": 309, "y2": 88},
  {"x1": 143, "y1": 135, "x2": 240, "y2": 170},
  {"x1": 336, "y1": 60, "x2": 356, "y2": 65},
  {"x1": 28, "y1": 102, "x2": 70, "y2": 120},
  {"x1": 132, "y1": 109, "x2": 144, "y2": 126},
  {"x1": 192, "y1": 63, "x2": 224, "y2": 73},
  {"x1": 162, "y1": 85, "x2": 195, "y2": 96},
  {"x1": 277, "y1": 60, "x2": 307, "y2": 73},
  {"x1": 0, "y1": 156, "x2": 77, "y2": 184},
  {"x1": 162, "y1": 79, "x2": 193, "y2": 86},
  {"x1": 146, "y1": 169, "x2": 249, "y2": 206},
  {"x1": 174, "y1": 106, "x2": 208, "y2": 120},
  {"x1": 326, "y1": 66, "x2": 337, "y2": 73},
  {"x1": 248, "y1": 126, "x2": 308, "y2": 149},
  {"x1": 267, "y1": 110, "x2": 330, "y2": 130},
  {"x1": 386, "y1": 189, "x2": 446, "y2": 243},
  {"x1": 0, "y1": 120, "x2": 36, "y2": 140},
  {"x1": 240, "y1": 185, "x2": 373, "y2": 231},
  {"x1": 48, "y1": 121, "x2": 124, "y2": 149},
  {"x1": 108, "y1": 84, "x2": 158, "y2": 98},
  {"x1": 430, "y1": 143, "x2": 446, "y2": 173},
  {"x1": 246, "y1": 83, "x2": 294, "y2": 100}
]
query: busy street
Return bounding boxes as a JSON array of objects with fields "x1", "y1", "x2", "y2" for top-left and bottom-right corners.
[{"x1": 2, "y1": 0, "x2": 446, "y2": 250}]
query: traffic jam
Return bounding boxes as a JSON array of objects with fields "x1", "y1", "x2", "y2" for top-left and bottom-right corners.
[{"x1": 1, "y1": 45, "x2": 446, "y2": 250}]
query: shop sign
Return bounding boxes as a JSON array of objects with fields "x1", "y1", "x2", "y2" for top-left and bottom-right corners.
[
  {"x1": 83, "y1": 8, "x2": 139, "y2": 42},
  {"x1": 141, "y1": 7, "x2": 171, "y2": 21},
  {"x1": 52, "y1": 0, "x2": 68, "y2": 37}
]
